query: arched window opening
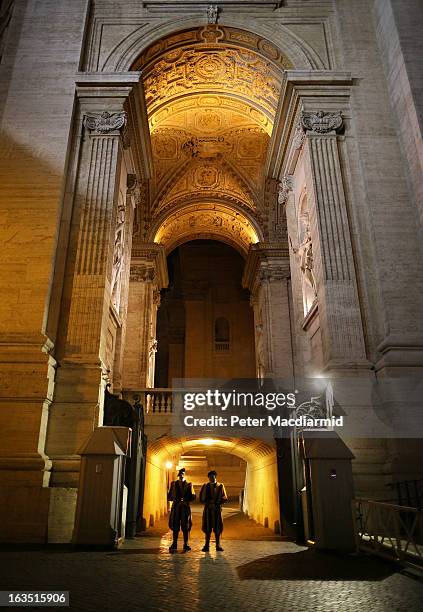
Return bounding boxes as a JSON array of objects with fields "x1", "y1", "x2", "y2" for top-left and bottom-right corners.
[{"x1": 215, "y1": 317, "x2": 230, "y2": 353}]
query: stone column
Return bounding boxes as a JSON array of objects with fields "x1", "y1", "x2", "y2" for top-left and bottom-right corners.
[
  {"x1": 243, "y1": 244, "x2": 293, "y2": 381},
  {"x1": 45, "y1": 109, "x2": 129, "y2": 492},
  {"x1": 121, "y1": 244, "x2": 168, "y2": 390},
  {"x1": 301, "y1": 111, "x2": 368, "y2": 371},
  {"x1": 43, "y1": 74, "x2": 153, "y2": 502}
]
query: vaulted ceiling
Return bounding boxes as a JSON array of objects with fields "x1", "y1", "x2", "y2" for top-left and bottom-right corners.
[{"x1": 136, "y1": 25, "x2": 290, "y2": 252}]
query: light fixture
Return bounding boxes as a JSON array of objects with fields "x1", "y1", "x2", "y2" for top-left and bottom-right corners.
[
  {"x1": 199, "y1": 438, "x2": 215, "y2": 446},
  {"x1": 165, "y1": 461, "x2": 173, "y2": 469}
]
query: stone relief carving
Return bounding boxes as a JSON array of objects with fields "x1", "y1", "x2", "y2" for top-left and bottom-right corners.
[
  {"x1": 292, "y1": 120, "x2": 306, "y2": 150},
  {"x1": 206, "y1": 5, "x2": 219, "y2": 24},
  {"x1": 255, "y1": 321, "x2": 266, "y2": 380},
  {"x1": 84, "y1": 111, "x2": 127, "y2": 135},
  {"x1": 292, "y1": 225, "x2": 317, "y2": 297},
  {"x1": 129, "y1": 264, "x2": 156, "y2": 283},
  {"x1": 155, "y1": 204, "x2": 258, "y2": 254},
  {"x1": 111, "y1": 200, "x2": 126, "y2": 309},
  {"x1": 148, "y1": 338, "x2": 158, "y2": 359},
  {"x1": 301, "y1": 111, "x2": 343, "y2": 134},
  {"x1": 277, "y1": 175, "x2": 293, "y2": 207},
  {"x1": 134, "y1": 26, "x2": 291, "y2": 74},
  {"x1": 143, "y1": 46, "x2": 281, "y2": 120}
]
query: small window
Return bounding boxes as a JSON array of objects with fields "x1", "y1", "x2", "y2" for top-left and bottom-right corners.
[{"x1": 214, "y1": 317, "x2": 230, "y2": 352}]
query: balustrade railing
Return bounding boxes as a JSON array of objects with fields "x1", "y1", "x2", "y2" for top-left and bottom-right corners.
[{"x1": 123, "y1": 388, "x2": 175, "y2": 414}]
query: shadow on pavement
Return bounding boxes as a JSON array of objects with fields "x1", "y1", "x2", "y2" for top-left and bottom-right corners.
[{"x1": 236, "y1": 548, "x2": 401, "y2": 581}]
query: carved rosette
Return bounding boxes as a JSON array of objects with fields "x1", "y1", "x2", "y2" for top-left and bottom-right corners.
[
  {"x1": 300, "y1": 111, "x2": 343, "y2": 135},
  {"x1": 84, "y1": 111, "x2": 127, "y2": 135}
]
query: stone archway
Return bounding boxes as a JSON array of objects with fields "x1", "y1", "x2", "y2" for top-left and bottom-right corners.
[
  {"x1": 143, "y1": 435, "x2": 281, "y2": 535},
  {"x1": 42, "y1": 18, "x2": 368, "y2": 545}
]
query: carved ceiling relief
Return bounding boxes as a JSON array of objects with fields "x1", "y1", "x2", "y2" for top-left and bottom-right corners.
[
  {"x1": 154, "y1": 204, "x2": 259, "y2": 256},
  {"x1": 144, "y1": 46, "x2": 281, "y2": 121},
  {"x1": 136, "y1": 26, "x2": 288, "y2": 254},
  {"x1": 150, "y1": 108, "x2": 269, "y2": 220}
]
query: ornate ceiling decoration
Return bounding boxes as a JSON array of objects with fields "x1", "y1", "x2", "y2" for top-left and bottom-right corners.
[
  {"x1": 134, "y1": 26, "x2": 287, "y2": 250},
  {"x1": 150, "y1": 106, "x2": 269, "y2": 217},
  {"x1": 152, "y1": 203, "x2": 260, "y2": 257},
  {"x1": 136, "y1": 26, "x2": 288, "y2": 124}
]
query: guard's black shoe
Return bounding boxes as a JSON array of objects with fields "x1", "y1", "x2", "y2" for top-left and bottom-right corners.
[
  {"x1": 169, "y1": 543, "x2": 177, "y2": 553},
  {"x1": 183, "y1": 544, "x2": 191, "y2": 552},
  {"x1": 202, "y1": 545, "x2": 210, "y2": 552},
  {"x1": 216, "y1": 545, "x2": 224, "y2": 551}
]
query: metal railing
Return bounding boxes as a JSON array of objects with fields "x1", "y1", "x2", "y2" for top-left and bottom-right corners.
[
  {"x1": 354, "y1": 498, "x2": 423, "y2": 563},
  {"x1": 386, "y1": 479, "x2": 423, "y2": 510}
]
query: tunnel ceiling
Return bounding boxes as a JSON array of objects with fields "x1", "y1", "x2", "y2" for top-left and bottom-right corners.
[{"x1": 148, "y1": 435, "x2": 275, "y2": 465}]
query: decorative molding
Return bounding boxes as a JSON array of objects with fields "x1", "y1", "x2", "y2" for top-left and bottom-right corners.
[
  {"x1": 153, "y1": 203, "x2": 260, "y2": 256},
  {"x1": 301, "y1": 110, "x2": 343, "y2": 135},
  {"x1": 84, "y1": 111, "x2": 127, "y2": 135}
]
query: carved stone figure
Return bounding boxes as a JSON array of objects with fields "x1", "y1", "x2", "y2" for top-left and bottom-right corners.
[
  {"x1": 111, "y1": 202, "x2": 126, "y2": 307},
  {"x1": 293, "y1": 226, "x2": 317, "y2": 295},
  {"x1": 206, "y1": 5, "x2": 218, "y2": 24}
]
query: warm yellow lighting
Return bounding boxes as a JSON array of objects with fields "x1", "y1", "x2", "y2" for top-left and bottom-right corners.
[
  {"x1": 165, "y1": 461, "x2": 173, "y2": 469},
  {"x1": 199, "y1": 438, "x2": 216, "y2": 446},
  {"x1": 153, "y1": 203, "x2": 260, "y2": 255}
]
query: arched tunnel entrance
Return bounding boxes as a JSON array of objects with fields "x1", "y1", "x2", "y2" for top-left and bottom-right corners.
[
  {"x1": 142, "y1": 436, "x2": 282, "y2": 538},
  {"x1": 118, "y1": 23, "x2": 298, "y2": 542}
]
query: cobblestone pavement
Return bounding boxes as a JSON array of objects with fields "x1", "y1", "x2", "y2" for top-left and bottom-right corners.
[{"x1": 1, "y1": 532, "x2": 423, "y2": 611}]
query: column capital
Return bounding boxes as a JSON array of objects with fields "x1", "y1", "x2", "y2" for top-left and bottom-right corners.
[
  {"x1": 130, "y1": 243, "x2": 168, "y2": 289},
  {"x1": 83, "y1": 111, "x2": 127, "y2": 135},
  {"x1": 301, "y1": 110, "x2": 344, "y2": 135},
  {"x1": 242, "y1": 242, "x2": 290, "y2": 294}
]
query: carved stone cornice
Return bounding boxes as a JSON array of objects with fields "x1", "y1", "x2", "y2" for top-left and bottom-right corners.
[
  {"x1": 84, "y1": 111, "x2": 127, "y2": 135},
  {"x1": 300, "y1": 111, "x2": 343, "y2": 135},
  {"x1": 242, "y1": 242, "x2": 290, "y2": 294}
]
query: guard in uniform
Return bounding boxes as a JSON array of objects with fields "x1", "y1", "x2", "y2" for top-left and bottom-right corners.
[
  {"x1": 200, "y1": 470, "x2": 228, "y2": 552},
  {"x1": 167, "y1": 468, "x2": 196, "y2": 552}
]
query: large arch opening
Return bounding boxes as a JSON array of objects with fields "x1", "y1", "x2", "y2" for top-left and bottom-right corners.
[
  {"x1": 142, "y1": 435, "x2": 281, "y2": 538},
  {"x1": 155, "y1": 239, "x2": 256, "y2": 386},
  {"x1": 123, "y1": 24, "x2": 292, "y2": 538}
]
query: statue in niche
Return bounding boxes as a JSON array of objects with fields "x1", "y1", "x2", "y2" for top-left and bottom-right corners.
[{"x1": 111, "y1": 201, "x2": 126, "y2": 309}]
